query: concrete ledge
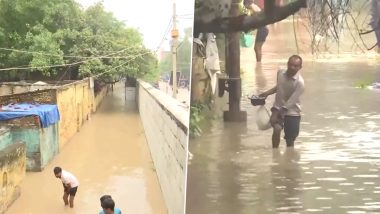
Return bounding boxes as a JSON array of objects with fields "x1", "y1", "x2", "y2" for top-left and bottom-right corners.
[
  {"x1": 137, "y1": 80, "x2": 189, "y2": 214},
  {"x1": 138, "y1": 81, "x2": 189, "y2": 134}
]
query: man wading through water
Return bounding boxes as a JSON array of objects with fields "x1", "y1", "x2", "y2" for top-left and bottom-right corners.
[
  {"x1": 243, "y1": 0, "x2": 269, "y2": 62},
  {"x1": 259, "y1": 55, "x2": 305, "y2": 148}
]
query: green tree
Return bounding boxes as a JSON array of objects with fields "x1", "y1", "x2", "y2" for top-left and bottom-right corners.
[
  {"x1": 0, "y1": 0, "x2": 158, "y2": 82},
  {"x1": 177, "y1": 27, "x2": 192, "y2": 76}
]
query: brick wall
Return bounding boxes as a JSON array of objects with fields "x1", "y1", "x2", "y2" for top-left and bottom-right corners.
[
  {"x1": 0, "y1": 116, "x2": 40, "y2": 129},
  {"x1": 0, "y1": 89, "x2": 56, "y2": 106},
  {"x1": 137, "y1": 80, "x2": 189, "y2": 214}
]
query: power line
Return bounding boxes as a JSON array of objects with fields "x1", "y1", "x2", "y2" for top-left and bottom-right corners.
[
  {"x1": 0, "y1": 18, "x2": 173, "y2": 78},
  {"x1": 0, "y1": 48, "x2": 135, "y2": 71},
  {"x1": 0, "y1": 46, "x2": 142, "y2": 59},
  {"x1": 93, "y1": 19, "x2": 179, "y2": 79},
  {"x1": 155, "y1": 19, "x2": 173, "y2": 52},
  {"x1": 54, "y1": 47, "x2": 144, "y2": 84},
  {"x1": 92, "y1": 51, "x2": 154, "y2": 78},
  {"x1": 0, "y1": 37, "x2": 163, "y2": 72}
]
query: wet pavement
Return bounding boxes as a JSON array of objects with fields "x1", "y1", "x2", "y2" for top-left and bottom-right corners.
[
  {"x1": 187, "y1": 21, "x2": 380, "y2": 214},
  {"x1": 7, "y1": 84, "x2": 166, "y2": 214}
]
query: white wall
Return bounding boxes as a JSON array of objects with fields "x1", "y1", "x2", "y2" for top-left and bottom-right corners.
[{"x1": 137, "y1": 80, "x2": 189, "y2": 214}]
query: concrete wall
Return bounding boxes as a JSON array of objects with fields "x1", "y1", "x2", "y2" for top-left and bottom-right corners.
[
  {"x1": 1, "y1": 116, "x2": 59, "y2": 172},
  {"x1": 0, "y1": 79, "x2": 109, "y2": 149},
  {"x1": 11, "y1": 127, "x2": 40, "y2": 171},
  {"x1": 137, "y1": 80, "x2": 189, "y2": 214},
  {"x1": 0, "y1": 83, "x2": 59, "y2": 96},
  {"x1": 94, "y1": 85, "x2": 109, "y2": 110},
  {"x1": 56, "y1": 79, "x2": 93, "y2": 148},
  {"x1": 125, "y1": 87, "x2": 136, "y2": 101},
  {"x1": 0, "y1": 142, "x2": 26, "y2": 214},
  {"x1": 39, "y1": 124, "x2": 59, "y2": 168},
  {"x1": 0, "y1": 80, "x2": 79, "y2": 97},
  {"x1": 0, "y1": 89, "x2": 57, "y2": 106},
  {"x1": 0, "y1": 128, "x2": 12, "y2": 151}
]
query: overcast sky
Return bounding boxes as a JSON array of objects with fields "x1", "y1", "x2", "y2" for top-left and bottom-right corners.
[{"x1": 75, "y1": 0, "x2": 194, "y2": 51}]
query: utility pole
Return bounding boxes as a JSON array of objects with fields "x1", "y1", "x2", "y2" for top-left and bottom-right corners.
[
  {"x1": 223, "y1": 0, "x2": 247, "y2": 122},
  {"x1": 171, "y1": 0, "x2": 179, "y2": 98}
]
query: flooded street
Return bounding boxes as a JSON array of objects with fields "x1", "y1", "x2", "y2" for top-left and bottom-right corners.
[
  {"x1": 187, "y1": 21, "x2": 380, "y2": 214},
  {"x1": 7, "y1": 84, "x2": 166, "y2": 214}
]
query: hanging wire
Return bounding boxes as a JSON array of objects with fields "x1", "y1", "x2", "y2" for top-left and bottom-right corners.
[{"x1": 0, "y1": 47, "x2": 142, "y2": 59}]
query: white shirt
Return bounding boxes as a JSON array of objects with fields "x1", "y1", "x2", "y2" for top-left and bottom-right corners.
[
  {"x1": 61, "y1": 170, "x2": 79, "y2": 188},
  {"x1": 273, "y1": 69, "x2": 305, "y2": 116}
]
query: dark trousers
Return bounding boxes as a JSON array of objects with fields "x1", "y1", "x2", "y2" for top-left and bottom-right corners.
[
  {"x1": 270, "y1": 109, "x2": 301, "y2": 147},
  {"x1": 283, "y1": 115, "x2": 301, "y2": 147}
]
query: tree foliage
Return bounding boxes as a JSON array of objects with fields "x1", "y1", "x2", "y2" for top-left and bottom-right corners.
[
  {"x1": 0, "y1": 0, "x2": 158, "y2": 82},
  {"x1": 193, "y1": 0, "x2": 307, "y2": 34}
]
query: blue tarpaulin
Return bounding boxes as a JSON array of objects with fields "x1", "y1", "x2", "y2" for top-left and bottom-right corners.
[{"x1": 0, "y1": 103, "x2": 60, "y2": 128}]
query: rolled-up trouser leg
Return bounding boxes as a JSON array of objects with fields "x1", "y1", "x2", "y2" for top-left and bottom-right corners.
[{"x1": 270, "y1": 108, "x2": 283, "y2": 148}]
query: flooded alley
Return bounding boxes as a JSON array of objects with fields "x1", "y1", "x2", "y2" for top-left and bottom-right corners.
[
  {"x1": 187, "y1": 21, "x2": 380, "y2": 214},
  {"x1": 6, "y1": 84, "x2": 166, "y2": 214}
]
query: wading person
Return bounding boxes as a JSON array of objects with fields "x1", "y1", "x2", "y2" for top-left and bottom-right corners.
[
  {"x1": 53, "y1": 166, "x2": 79, "y2": 208},
  {"x1": 259, "y1": 55, "x2": 305, "y2": 148},
  {"x1": 99, "y1": 195, "x2": 122, "y2": 214},
  {"x1": 244, "y1": 0, "x2": 269, "y2": 62}
]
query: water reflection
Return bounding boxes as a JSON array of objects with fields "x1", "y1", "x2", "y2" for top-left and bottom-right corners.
[
  {"x1": 254, "y1": 63, "x2": 268, "y2": 92},
  {"x1": 216, "y1": 123, "x2": 248, "y2": 214},
  {"x1": 271, "y1": 149, "x2": 302, "y2": 213},
  {"x1": 187, "y1": 49, "x2": 380, "y2": 214}
]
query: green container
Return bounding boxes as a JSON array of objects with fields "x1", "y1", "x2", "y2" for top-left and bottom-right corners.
[{"x1": 240, "y1": 32, "x2": 254, "y2": 48}]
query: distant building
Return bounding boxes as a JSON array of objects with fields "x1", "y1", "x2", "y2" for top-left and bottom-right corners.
[{"x1": 158, "y1": 48, "x2": 171, "y2": 62}]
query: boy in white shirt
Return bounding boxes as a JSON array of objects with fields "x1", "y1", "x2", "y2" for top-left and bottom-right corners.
[{"x1": 54, "y1": 166, "x2": 79, "y2": 208}]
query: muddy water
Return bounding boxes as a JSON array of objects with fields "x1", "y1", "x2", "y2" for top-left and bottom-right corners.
[
  {"x1": 187, "y1": 22, "x2": 380, "y2": 213},
  {"x1": 7, "y1": 84, "x2": 166, "y2": 214}
]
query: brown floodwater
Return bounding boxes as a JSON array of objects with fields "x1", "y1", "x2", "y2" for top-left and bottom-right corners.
[
  {"x1": 7, "y1": 84, "x2": 166, "y2": 214},
  {"x1": 186, "y1": 21, "x2": 380, "y2": 214}
]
